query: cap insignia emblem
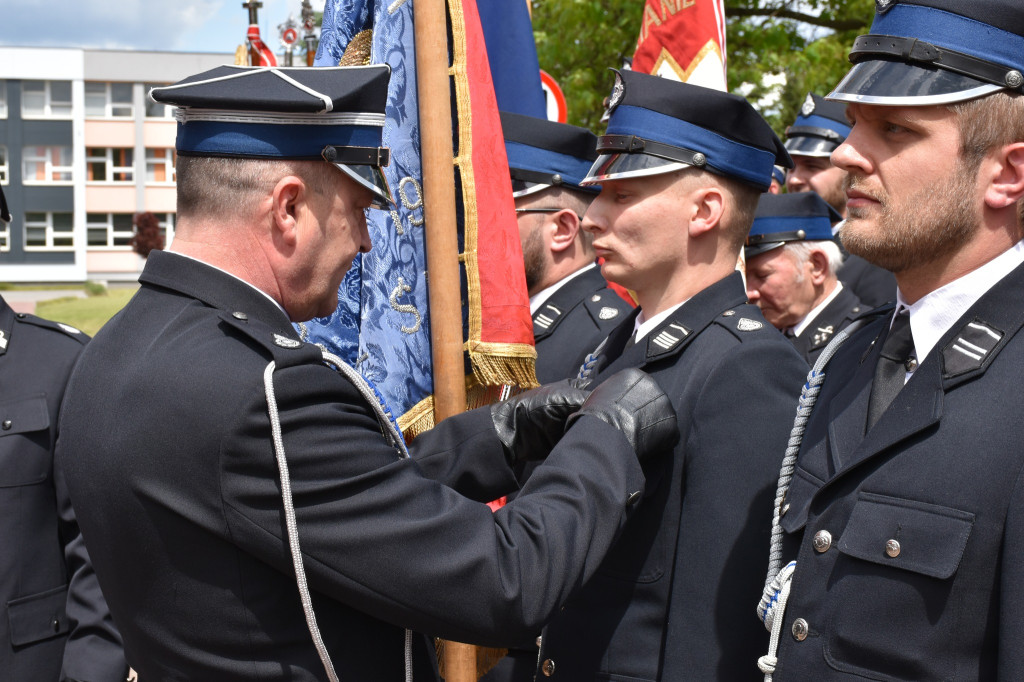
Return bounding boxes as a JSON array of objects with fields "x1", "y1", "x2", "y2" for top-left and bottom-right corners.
[
  {"x1": 607, "y1": 72, "x2": 626, "y2": 115},
  {"x1": 875, "y1": 0, "x2": 896, "y2": 14},
  {"x1": 737, "y1": 318, "x2": 763, "y2": 332},
  {"x1": 801, "y1": 93, "x2": 815, "y2": 117},
  {"x1": 599, "y1": 307, "x2": 620, "y2": 321},
  {"x1": 273, "y1": 333, "x2": 302, "y2": 349}
]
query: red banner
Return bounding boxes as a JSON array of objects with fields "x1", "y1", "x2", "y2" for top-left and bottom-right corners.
[{"x1": 632, "y1": 0, "x2": 727, "y2": 90}]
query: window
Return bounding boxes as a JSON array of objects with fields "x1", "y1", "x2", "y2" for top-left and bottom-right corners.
[
  {"x1": 22, "y1": 80, "x2": 72, "y2": 118},
  {"x1": 87, "y1": 147, "x2": 134, "y2": 183},
  {"x1": 23, "y1": 146, "x2": 73, "y2": 183},
  {"x1": 158, "y1": 212, "x2": 175, "y2": 244},
  {"x1": 87, "y1": 212, "x2": 135, "y2": 247},
  {"x1": 146, "y1": 148, "x2": 176, "y2": 183},
  {"x1": 144, "y1": 83, "x2": 174, "y2": 118},
  {"x1": 85, "y1": 82, "x2": 134, "y2": 118},
  {"x1": 0, "y1": 218, "x2": 8, "y2": 252},
  {"x1": 24, "y1": 212, "x2": 74, "y2": 250},
  {"x1": 0, "y1": 147, "x2": 7, "y2": 184},
  {"x1": 0, "y1": 81, "x2": 7, "y2": 118}
]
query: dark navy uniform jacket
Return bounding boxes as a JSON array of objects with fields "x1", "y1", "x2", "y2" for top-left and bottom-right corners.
[
  {"x1": 531, "y1": 266, "x2": 633, "y2": 384},
  {"x1": 0, "y1": 297, "x2": 126, "y2": 681},
  {"x1": 774, "y1": 260, "x2": 1024, "y2": 680},
  {"x1": 537, "y1": 272, "x2": 808, "y2": 681},
  {"x1": 837, "y1": 252, "x2": 896, "y2": 309},
  {"x1": 56, "y1": 251, "x2": 646, "y2": 681},
  {"x1": 791, "y1": 285, "x2": 864, "y2": 365}
]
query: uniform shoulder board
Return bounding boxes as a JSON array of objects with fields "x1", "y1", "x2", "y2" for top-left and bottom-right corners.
[
  {"x1": 15, "y1": 312, "x2": 89, "y2": 344},
  {"x1": 713, "y1": 305, "x2": 771, "y2": 340},
  {"x1": 583, "y1": 291, "x2": 631, "y2": 328},
  {"x1": 217, "y1": 310, "x2": 322, "y2": 368}
]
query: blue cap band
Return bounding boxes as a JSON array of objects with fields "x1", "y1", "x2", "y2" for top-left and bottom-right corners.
[
  {"x1": 176, "y1": 121, "x2": 384, "y2": 159},
  {"x1": 791, "y1": 114, "x2": 851, "y2": 139},
  {"x1": 607, "y1": 104, "x2": 776, "y2": 189},
  {"x1": 872, "y1": 4, "x2": 1024, "y2": 73},
  {"x1": 505, "y1": 140, "x2": 594, "y2": 188},
  {"x1": 750, "y1": 215, "x2": 834, "y2": 242}
]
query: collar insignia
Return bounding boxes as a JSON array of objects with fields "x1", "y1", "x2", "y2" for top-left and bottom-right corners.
[
  {"x1": 650, "y1": 322, "x2": 690, "y2": 352},
  {"x1": 942, "y1": 318, "x2": 1003, "y2": 378}
]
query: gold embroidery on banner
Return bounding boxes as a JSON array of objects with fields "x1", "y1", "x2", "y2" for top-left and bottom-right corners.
[{"x1": 651, "y1": 40, "x2": 723, "y2": 82}]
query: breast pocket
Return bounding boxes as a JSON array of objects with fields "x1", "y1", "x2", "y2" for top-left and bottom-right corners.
[
  {"x1": 825, "y1": 492, "x2": 974, "y2": 681},
  {"x1": 0, "y1": 395, "x2": 52, "y2": 487}
]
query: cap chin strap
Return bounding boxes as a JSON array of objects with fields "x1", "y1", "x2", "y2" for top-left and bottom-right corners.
[
  {"x1": 851, "y1": 34, "x2": 1024, "y2": 92},
  {"x1": 263, "y1": 349, "x2": 412, "y2": 682},
  {"x1": 755, "y1": 318, "x2": 870, "y2": 681}
]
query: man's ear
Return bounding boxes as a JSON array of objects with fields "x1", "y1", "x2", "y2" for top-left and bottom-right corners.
[
  {"x1": 688, "y1": 186, "x2": 725, "y2": 238},
  {"x1": 549, "y1": 209, "x2": 581, "y2": 253},
  {"x1": 984, "y1": 142, "x2": 1024, "y2": 211},
  {"x1": 270, "y1": 175, "x2": 306, "y2": 247},
  {"x1": 807, "y1": 248, "x2": 830, "y2": 286}
]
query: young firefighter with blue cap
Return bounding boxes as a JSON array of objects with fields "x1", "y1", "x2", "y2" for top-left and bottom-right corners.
[
  {"x1": 745, "y1": 192, "x2": 864, "y2": 364},
  {"x1": 756, "y1": 1, "x2": 1024, "y2": 680},
  {"x1": 531, "y1": 69, "x2": 808, "y2": 681},
  {"x1": 500, "y1": 111, "x2": 632, "y2": 385},
  {"x1": 54, "y1": 64, "x2": 680, "y2": 681},
  {"x1": 785, "y1": 93, "x2": 896, "y2": 307}
]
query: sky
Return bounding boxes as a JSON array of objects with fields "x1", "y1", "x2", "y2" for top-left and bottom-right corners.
[{"x1": 0, "y1": 0, "x2": 326, "y2": 55}]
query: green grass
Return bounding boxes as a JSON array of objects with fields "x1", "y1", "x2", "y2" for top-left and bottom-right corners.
[{"x1": 35, "y1": 288, "x2": 138, "y2": 336}]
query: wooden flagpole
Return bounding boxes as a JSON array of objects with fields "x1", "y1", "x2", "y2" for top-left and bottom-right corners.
[{"x1": 413, "y1": 0, "x2": 478, "y2": 680}]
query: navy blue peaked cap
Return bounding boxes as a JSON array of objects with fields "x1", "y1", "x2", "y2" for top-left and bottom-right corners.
[
  {"x1": 150, "y1": 65, "x2": 394, "y2": 207},
  {"x1": 745, "y1": 192, "x2": 842, "y2": 259},
  {"x1": 584, "y1": 69, "x2": 792, "y2": 192},
  {"x1": 786, "y1": 93, "x2": 851, "y2": 158},
  {"x1": 500, "y1": 111, "x2": 599, "y2": 196},
  {"x1": 830, "y1": 0, "x2": 1024, "y2": 106}
]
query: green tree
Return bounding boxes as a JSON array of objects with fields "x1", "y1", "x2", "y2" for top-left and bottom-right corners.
[{"x1": 531, "y1": 0, "x2": 873, "y2": 133}]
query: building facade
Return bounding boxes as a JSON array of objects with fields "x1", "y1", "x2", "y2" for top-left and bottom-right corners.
[{"x1": 0, "y1": 47, "x2": 232, "y2": 282}]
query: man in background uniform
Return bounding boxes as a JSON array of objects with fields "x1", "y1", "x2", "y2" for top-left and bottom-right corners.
[
  {"x1": 785, "y1": 92, "x2": 896, "y2": 307},
  {"x1": 761, "y1": 1, "x2": 1024, "y2": 678},
  {"x1": 501, "y1": 111, "x2": 632, "y2": 384},
  {"x1": 0, "y1": 186, "x2": 127, "y2": 681},
  {"x1": 745, "y1": 192, "x2": 863, "y2": 364},
  {"x1": 56, "y1": 65, "x2": 677, "y2": 681},
  {"x1": 533, "y1": 70, "x2": 808, "y2": 681}
]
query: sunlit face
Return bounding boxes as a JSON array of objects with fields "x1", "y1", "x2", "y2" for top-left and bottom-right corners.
[
  {"x1": 745, "y1": 246, "x2": 819, "y2": 329},
  {"x1": 581, "y1": 171, "x2": 689, "y2": 298},
  {"x1": 831, "y1": 103, "x2": 979, "y2": 274},
  {"x1": 786, "y1": 155, "x2": 848, "y2": 215},
  {"x1": 294, "y1": 168, "x2": 374, "y2": 320}
]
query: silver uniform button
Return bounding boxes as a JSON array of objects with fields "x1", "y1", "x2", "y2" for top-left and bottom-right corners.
[
  {"x1": 886, "y1": 539, "x2": 901, "y2": 558},
  {"x1": 542, "y1": 658, "x2": 556, "y2": 676},
  {"x1": 591, "y1": 295, "x2": 601, "y2": 303},
  {"x1": 535, "y1": 635, "x2": 542, "y2": 648},
  {"x1": 792, "y1": 618, "x2": 809, "y2": 641},
  {"x1": 812, "y1": 529, "x2": 832, "y2": 553}
]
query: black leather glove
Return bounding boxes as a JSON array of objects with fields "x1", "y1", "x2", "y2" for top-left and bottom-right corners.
[
  {"x1": 566, "y1": 368, "x2": 677, "y2": 463},
  {"x1": 490, "y1": 380, "x2": 589, "y2": 466}
]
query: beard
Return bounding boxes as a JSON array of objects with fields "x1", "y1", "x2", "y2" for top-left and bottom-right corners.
[
  {"x1": 521, "y1": 225, "x2": 548, "y2": 295},
  {"x1": 840, "y1": 162, "x2": 978, "y2": 273}
]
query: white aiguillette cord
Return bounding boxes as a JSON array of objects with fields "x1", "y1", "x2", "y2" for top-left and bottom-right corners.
[
  {"x1": 755, "y1": 319, "x2": 868, "y2": 681},
  {"x1": 263, "y1": 349, "x2": 413, "y2": 682}
]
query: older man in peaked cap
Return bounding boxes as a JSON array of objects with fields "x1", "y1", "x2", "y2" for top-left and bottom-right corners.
[
  {"x1": 54, "y1": 64, "x2": 678, "y2": 681},
  {"x1": 785, "y1": 92, "x2": 896, "y2": 307},
  {"x1": 745, "y1": 192, "x2": 864, "y2": 364},
  {"x1": 532, "y1": 69, "x2": 808, "y2": 681},
  {"x1": 757, "y1": 1, "x2": 1024, "y2": 679}
]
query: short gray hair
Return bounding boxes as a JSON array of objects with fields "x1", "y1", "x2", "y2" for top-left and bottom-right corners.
[{"x1": 784, "y1": 239, "x2": 844, "y2": 277}]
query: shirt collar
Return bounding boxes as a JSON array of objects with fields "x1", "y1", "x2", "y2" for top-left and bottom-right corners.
[
  {"x1": 792, "y1": 282, "x2": 844, "y2": 338},
  {"x1": 633, "y1": 299, "x2": 689, "y2": 342},
  {"x1": 898, "y1": 239, "x2": 1024, "y2": 364},
  {"x1": 529, "y1": 262, "x2": 597, "y2": 315}
]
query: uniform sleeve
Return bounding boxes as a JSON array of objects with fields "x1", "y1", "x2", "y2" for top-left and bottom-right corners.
[
  {"x1": 219, "y1": 359, "x2": 645, "y2": 646},
  {"x1": 998, "y1": 461, "x2": 1024, "y2": 679},
  {"x1": 54, "y1": 436, "x2": 129, "y2": 682}
]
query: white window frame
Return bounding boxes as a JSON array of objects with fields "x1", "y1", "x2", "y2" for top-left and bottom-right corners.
[
  {"x1": 0, "y1": 81, "x2": 7, "y2": 119},
  {"x1": 144, "y1": 83, "x2": 174, "y2": 119},
  {"x1": 87, "y1": 147, "x2": 134, "y2": 184},
  {"x1": 85, "y1": 82, "x2": 134, "y2": 118},
  {"x1": 87, "y1": 212, "x2": 135, "y2": 249},
  {"x1": 145, "y1": 148, "x2": 176, "y2": 184},
  {"x1": 158, "y1": 212, "x2": 175, "y2": 245},
  {"x1": 22, "y1": 146, "x2": 74, "y2": 184},
  {"x1": 24, "y1": 211, "x2": 75, "y2": 251},
  {"x1": 0, "y1": 219, "x2": 9, "y2": 252},
  {"x1": 0, "y1": 146, "x2": 8, "y2": 184},
  {"x1": 21, "y1": 80, "x2": 72, "y2": 119}
]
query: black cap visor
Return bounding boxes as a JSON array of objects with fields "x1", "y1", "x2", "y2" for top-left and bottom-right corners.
[
  {"x1": 744, "y1": 240, "x2": 787, "y2": 259},
  {"x1": 582, "y1": 152, "x2": 689, "y2": 185},
  {"x1": 828, "y1": 59, "x2": 1002, "y2": 106},
  {"x1": 335, "y1": 163, "x2": 394, "y2": 210},
  {"x1": 785, "y1": 135, "x2": 841, "y2": 158}
]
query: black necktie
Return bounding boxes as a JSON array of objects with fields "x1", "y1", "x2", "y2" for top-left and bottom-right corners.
[{"x1": 866, "y1": 311, "x2": 915, "y2": 430}]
